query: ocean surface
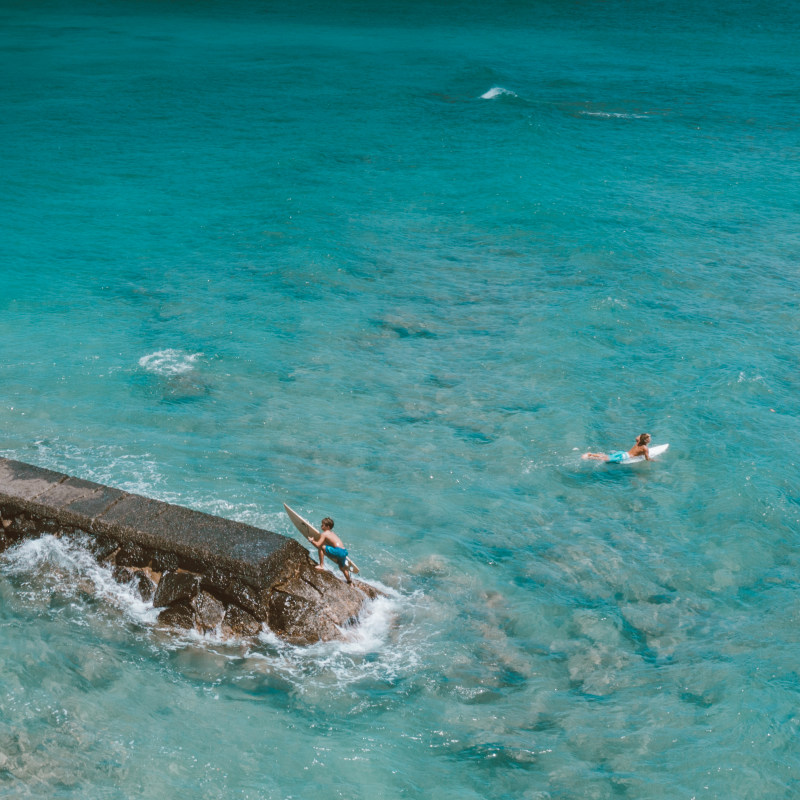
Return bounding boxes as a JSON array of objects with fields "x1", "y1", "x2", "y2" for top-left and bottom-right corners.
[{"x1": 2, "y1": 0, "x2": 800, "y2": 797}]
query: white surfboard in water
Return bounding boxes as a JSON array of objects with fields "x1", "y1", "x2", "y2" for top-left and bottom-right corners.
[{"x1": 621, "y1": 443, "x2": 670, "y2": 463}]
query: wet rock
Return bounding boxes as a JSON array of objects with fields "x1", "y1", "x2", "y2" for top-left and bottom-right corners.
[
  {"x1": 88, "y1": 535, "x2": 119, "y2": 561},
  {"x1": 353, "y1": 579, "x2": 382, "y2": 601},
  {"x1": 221, "y1": 604, "x2": 261, "y2": 637},
  {"x1": 112, "y1": 565, "x2": 134, "y2": 583},
  {"x1": 132, "y1": 571, "x2": 156, "y2": 602},
  {"x1": 14, "y1": 516, "x2": 38, "y2": 537},
  {"x1": 224, "y1": 579, "x2": 270, "y2": 621},
  {"x1": 202, "y1": 569, "x2": 269, "y2": 620},
  {"x1": 158, "y1": 600, "x2": 195, "y2": 629},
  {"x1": 153, "y1": 571, "x2": 200, "y2": 608},
  {"x1": 191, "y1": 590, "x2": 226, "y2": 633},
  {"x1": 202, "y1": 566, "x2": 236, "y2": 596},
  {"x1": 266, "y1": 561, "x2": 374, "y2": 644},
  {"x1": 111, "y1": 567, "x2": 155, "y2": 602},
  {"x1": 152, "y1": 550, "x2": 179, "y2": 573},
  {"x1": 268, "y1": 590, "x2": 341, "y2": 644},
  {"x1": 115, "y1": 541, "x2": 151, "y2": 568}
]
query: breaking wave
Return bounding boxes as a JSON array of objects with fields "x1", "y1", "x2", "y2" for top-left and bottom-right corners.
[
  {"x1": 138, "y1": 349, "x2": 203, "y2": 376},
  {"x1": 480, "y1": 86, "x2": 518, "y2": 99}
]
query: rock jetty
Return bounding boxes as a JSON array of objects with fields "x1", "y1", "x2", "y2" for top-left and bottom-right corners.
[{"x1": 0, "y1": 458, "x2": 380, "y2": 644}]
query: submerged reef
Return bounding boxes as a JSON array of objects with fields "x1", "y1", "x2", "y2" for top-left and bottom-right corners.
[{"x1": 0, "y1": 458, "x2": 379, "y2": 644}]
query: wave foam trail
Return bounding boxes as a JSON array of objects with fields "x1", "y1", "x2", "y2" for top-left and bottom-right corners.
[
  {"x1": 1, "y1": 535, "x2": 158, "y2": 625},
  {"x1": 481, "y1": 86, "x2": 518, "y2": 99},
  {"x1": 138, "y1": 349, "x2": 203, "y2": 376},
  {"x1": 581, "y1": 110, "x2": 650, "y2": 119},
  {"x1": 246, "y1": 588, "x2": 422, "y2": 688}
]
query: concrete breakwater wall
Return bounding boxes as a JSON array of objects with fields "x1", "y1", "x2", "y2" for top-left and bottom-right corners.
[{"x1": 0, "y1": 458, "x2": 380, "y2": 644}]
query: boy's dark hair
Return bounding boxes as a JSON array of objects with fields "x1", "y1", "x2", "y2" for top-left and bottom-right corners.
[{"x1": 321, "y1": 517, "x2": 334, "y2": 530}]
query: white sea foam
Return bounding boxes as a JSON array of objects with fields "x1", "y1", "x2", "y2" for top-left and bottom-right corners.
[
  {"x1": 480, "y1": 86, "x2": 518, "y2": 99},
  {"x1": 30, "y1": 439, "x2": 178, "y2": 500},
  {"x1": 138, "y1": 349, "x2": 203, "y2": 376},
  {"x1": 1, "y1": 535, "x2": 158, "y2": 626},
  {"x1": 581, "y1": 110, "x2": 650, "y2": 119},
  {"x1": 2, "y1": 534, "x2": 415, "y2": 686},
  {"x1": 244, "y1": 586, "x2": 422, "y2": 689},
  {"x1": 737, "y1": 371, "x2": 766, "y2": 384}
]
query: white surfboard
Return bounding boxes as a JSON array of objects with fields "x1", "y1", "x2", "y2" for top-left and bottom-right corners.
[
  {"x1": 283, "y1": 503, "x2": 360, "y2": 574},
  {"x1": 621, "y1": 443, "x2": 669, "y2": 464}
]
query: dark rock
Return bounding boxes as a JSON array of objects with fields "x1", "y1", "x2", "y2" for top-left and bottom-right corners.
[
  {"x1": 151, "y1": 550, "x2": 179, "y2": 573},
  {"x1": 158, "y1": 601, "x2": 195, "y2": 629},
  {"x1": 132, "y1": 572, "x2": 156, "y2": 603},
  {"x1": 16, "y1": 517, "x2": 39, "y2": 537},
  {"x1": 88, "y1": 535, "x2": 119, "y2": 561},
  {"x1": 221, "y1": 605, "x2": 261, "y2": 637},
  {"x1": 202, "y1": 566, "x2": 236, "y2": 595},
  {"x1": 201, "y1": 568, "x2": 272, "y2": 620},
  {"x1": 0, "y1": 517, "x2": 21, "y2": 544},
  {"x1": 268, "y1": 590, "x2": 341, "y2": 644},
  {"x1": 191, "y1": 591, "x2": 226, "y2": 633},
  {"x1": 352, "y1": 579, "x2": 383, "y2": 601},
  {"x1": 115, "y1": 541, "x2": 151, "y2": 568},
  {"x1": 265, "y1": 561, "x2": 382, "y2": 644},
  {"x1": 111, "y1": 566, "x2": 156, "y2": 602},
  {"x1": 232, "y1": 581, "x2": 270, "y2": 621},
  {"x1": 153, "y1": 571, "x2": 200, "y2": 608},
  {"x1": 0, "y1": 533, "x2": 9, "y2": 554},
  {"x1": 112, "y1": 565, "x2": 135, "y2": 584}
]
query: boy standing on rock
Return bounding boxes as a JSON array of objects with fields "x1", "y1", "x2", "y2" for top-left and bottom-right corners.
[{"x1": 310, "y1": 517, "x2": 352, "y2": 584}]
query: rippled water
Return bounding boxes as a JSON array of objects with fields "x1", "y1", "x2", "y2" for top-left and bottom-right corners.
[{"x1": 2, "y1": 0, "x2": 800, "y2": 797}]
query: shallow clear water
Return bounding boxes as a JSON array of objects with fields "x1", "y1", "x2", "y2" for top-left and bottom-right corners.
[{"x1": 2, "y1": 1, "x2": 800, "y2": 797}]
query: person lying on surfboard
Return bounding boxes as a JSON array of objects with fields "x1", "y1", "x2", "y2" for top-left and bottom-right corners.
[
  {"x1": 309, "y1": 517, "x2": 353, "y2": 584},
  {"x1": 582, "y1": 433, "x2": 651, "y2": 462}
]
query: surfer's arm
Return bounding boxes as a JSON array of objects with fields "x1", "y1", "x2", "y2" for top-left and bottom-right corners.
[{"x1": 310, "y1": 530, "x2": 334, "y2": 548}]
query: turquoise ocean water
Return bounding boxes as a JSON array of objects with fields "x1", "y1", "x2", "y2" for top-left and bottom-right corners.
[{"x1": 2, "y1": 1, "x2": 800, "y2": 797}]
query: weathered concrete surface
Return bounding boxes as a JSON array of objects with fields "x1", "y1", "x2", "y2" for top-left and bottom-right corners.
[{"x1": 0, "y1": 458, "x2": 381, "y2": 644}]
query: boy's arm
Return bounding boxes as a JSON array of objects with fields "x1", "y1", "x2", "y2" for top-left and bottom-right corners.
[{"x1": 310, "y1": 531, "x2": 330, "y2": 548}]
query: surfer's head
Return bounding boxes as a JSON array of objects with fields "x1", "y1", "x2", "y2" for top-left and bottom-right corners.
[
  {"x1": 321, "y1": 517, "x2": 334, "y2": 530},
  {"x1": 636, "y1": 433, "x2": 651, "y2": 446}
]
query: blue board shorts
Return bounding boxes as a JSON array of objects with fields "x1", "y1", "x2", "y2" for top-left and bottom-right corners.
[
  {"x1": 607, "y1": 451, "x2": 628, "y2": 463},
  {"x1": 324, "y1": 545, "x2": 349, "y2": 568}
]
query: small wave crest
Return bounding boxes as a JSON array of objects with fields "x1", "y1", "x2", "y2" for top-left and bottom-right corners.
[
  {"x1": 246, "y1": 586, "x2": 414, "y2": 685},
  {"x1": 480, "y1": 87, "x2": 518, "y2": 100},
  {"x1": 138, "y1": 349, "x2": 203, "y2": 376},
  {"x1": 581, "y1": 110, "x2": 650, "y2": 119}
]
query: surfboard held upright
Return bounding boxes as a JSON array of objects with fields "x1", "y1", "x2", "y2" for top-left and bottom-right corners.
[{"x1": 283, "y1": 503, "x2": 360, "y2": 574}]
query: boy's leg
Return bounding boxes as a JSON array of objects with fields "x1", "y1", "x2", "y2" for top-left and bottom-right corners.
[{"x1": 315, "y1": 547, "x2": 326, "y2": 570}]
